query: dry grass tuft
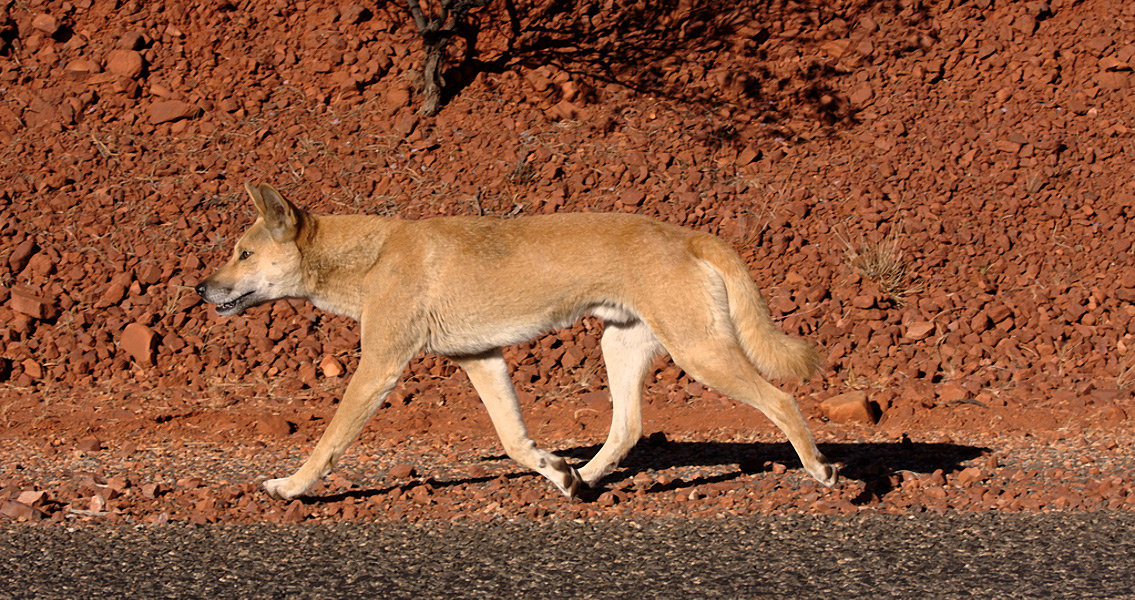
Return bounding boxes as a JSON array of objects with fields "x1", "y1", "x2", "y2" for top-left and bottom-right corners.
[
  {"x1": 1118, "y1": 353, "x2": 1135, "y2": 389},
  {"x1": 839, "y1": 220, "x2": 920, "y2": 304}
]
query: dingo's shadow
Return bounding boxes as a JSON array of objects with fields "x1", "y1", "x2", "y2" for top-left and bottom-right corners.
[
  {"x1": 550, "y1": 437, "x2": 987, "y2": 503},
  {"x1": 307, "y1": 437, "x2": 987, "y2": 505}
]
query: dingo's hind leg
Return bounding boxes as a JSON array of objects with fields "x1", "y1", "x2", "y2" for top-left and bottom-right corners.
[
  {"x1": 667, "y1": 338, "x2": 837, "y2": 487},
  {"x1": 456, "y1": 349, "x2": 583, "y2": 498},
  {"x1": 577, "y1": 319, "x2": 661, "y2": 487}
]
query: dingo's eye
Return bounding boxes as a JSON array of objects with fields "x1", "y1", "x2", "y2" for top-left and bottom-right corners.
[{"x1": 239, "y1": 250, "x2": 253, "y2": 260}]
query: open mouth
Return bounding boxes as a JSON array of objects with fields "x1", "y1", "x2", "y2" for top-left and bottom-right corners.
[{"x1": 216, "y1": 292, "x2": 254, "y2": 315}]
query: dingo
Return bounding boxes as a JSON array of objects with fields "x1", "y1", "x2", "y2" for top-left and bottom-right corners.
[{"x1": 196, "y1": 183, "x2": 838, "y2": 501}]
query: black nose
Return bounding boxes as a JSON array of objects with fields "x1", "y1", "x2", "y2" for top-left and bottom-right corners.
[{"x1": 195, "y1": 283, "x2": 207, "y2": 297}]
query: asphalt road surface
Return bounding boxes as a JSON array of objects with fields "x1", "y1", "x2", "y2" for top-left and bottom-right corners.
[{"x1": 3, "y1": 512, "x2": 1134, "y2": 599}]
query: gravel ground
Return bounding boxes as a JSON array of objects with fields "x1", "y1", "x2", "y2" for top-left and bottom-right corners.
[{"x1": 3, "y1": 426, "x2": 1134, "y2": 525}]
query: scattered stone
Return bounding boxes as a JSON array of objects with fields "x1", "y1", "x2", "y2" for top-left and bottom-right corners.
[
  {"x1": 31, "y1": 13, "x2": 60, "y2": 34},
  {"x1": 546, "y1": 100, "x2": 581, "y2": 121},
  {"x1": 905, "y1": 320, "x2": 935, "y2": 340},
  {"x1": 148, "y1": 100, "x2": 201, "y2": 125},
  {"x1": 65, "y1": 59, "x2": 101, "y2": 78},
  {"x1": 319, "y1": 355, "x2": 344, "y2": 377},
  {"x1": 339, "y1": 4, "x2": 371, "y2": 24},
  {"x1": 821, "y1": 391, "x2": 877, "y2": 424},
  {"x1": 596, "y1": 490, "x2": 624, "y2": 507},
  {"x1": 956, "y1": 467, "x2": 985, "y2": 485},
  {"x1": 9, "y1": 288, "x2": 59, "y2": 321},
  {"x1": 849, "y1": 84, "x2": 874, "y2": 105},
  {"x1": 619, "y1": 189, "x2": 645, "y2": 207},
  {"x1": 105, "y1": 49, "x2": 145, "y2": 79},
  {"x1": 77, "y1": 437, "x2": 104, "y2": 452},
  {"x1": 388, "y1": 464, "x2": 416, "y2": 479},
  {"x1": 7, "y1": 239, "x2": 38, "y2": 274},
  {"x1": 16, "y1": 490, "x2": 47, "y2": 508},
  {"x1": 1, "y1": 500, "x2": 42, "y2": 521},
  {"x1": 120, "y1": 323, "x2": 158, "y2": 365},
  {"x1": 393, "y1": 112, "x2": 417, "y2": 136},
  {"x1": 141, "y1": 483, "x2": 167, "y2": 499},
  {"x1": 118, "y1": 31, "x2": 146, "y2": 50},
  {"x1": 937, "y1": 383, "x2": 970, "y2": 405},
  {"x1": 256, "y1": 414, "x2": 294, "y2": 438},
  {"x1": 1102, "y1": 405, "x2": 1128, "y2": 424},
  {"x1": 281, "y1": 499, "x2": 306, "y2": 523}
]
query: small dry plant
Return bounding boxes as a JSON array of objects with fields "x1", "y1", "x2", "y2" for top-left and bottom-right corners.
[
  {"x1": 839, "y1": 220, "x2": 919, "y2": 304},
  {"x1": 1118, "y1": 353, "x2": 1135, "y2": 389}
]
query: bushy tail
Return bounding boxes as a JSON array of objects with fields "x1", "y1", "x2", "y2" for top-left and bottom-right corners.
[{"x1": 690, "y1": 235, "x2": 822, "y2": 380}]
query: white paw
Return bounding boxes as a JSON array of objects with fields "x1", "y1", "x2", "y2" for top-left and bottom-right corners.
[
  {"x1": 554, "y1": 467, "x2": 584, "y2": 500},
  {"x1": 263, "y1": 477, "x2": 305, "y2": 501},
  {"x1": 809, "y1": 461, "x2": 840, "y2": 488}
]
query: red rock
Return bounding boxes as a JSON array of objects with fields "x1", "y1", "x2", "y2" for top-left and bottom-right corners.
[
  {"x1": 65, "y1": 59, "x2": 102, "y2": 78},
  {"x1": 1103, "y1": 405, "x2": 1128, "y2": 423},
  {"x1": 9, "y1": 288, "x2": 59, "y2": 321},
  {"x1": 1101, "y1": 56, "x2": 1132, "y2": 72},
  {"x1": 1095, "y1": 71, "x2": 1129, "y2": 91},
  {"x1": 16, "y1": 490, "x2": 47, "y2": 508},
  {"x1": 597, "y1": 490, "x2": 624, "y2": 506},
  {"x1": 319, "y1": 355, "x2": 344, "y2": 377},
  {"x1": 850, "y1": 293, "x2": 877, "y2": 309},
  {"x1": 1, "y1": 500, "x2": 42, "y2": 521},
  {"x1": 768, "y1": 294, "x2": 796, "y2": 314},
  {"x1": 95, "y1": 276, "x2": 131, "y2": 308},
  {"x1": 546, "y1": 100, "x2": 581, "y2": 121},
  {"x1": 31, "y1": 13, "x2": 59, "y2": 34},
  {"x1": 385, "y1": 86, "x2": 411, "y2": 112},
  {"x1": 136, "y1": 263, "x2": 163, "y2": 286},
  {"x1": 25, "y1": 252, "x2": 55, "y2": 278},
  {"x1": 297, "y1": 362, "x2": 318, "y2": 385},
  {"x1": 821, "y1": 391, "x2": 877, "y2": 424},
  {"x1": 388, "y1": 463, "x2": 416, "y2": 479},
  {"x1": 736, "y1": 146, "x2": 760, "y2": 165},
  {"x1": 282, "y1": 499, "x2": 306, "y2": 523},
  {"x1": 956, "y1": 467, "x2": 985, "y2": 485},
  {"x1": 7, "y1": 238, "x2": 38, "y2": 274},
  {"x1": 77, "y1": 437, "x2": 104, "y2": 452},
  {"x1": 922, "y1": 469, "x2": 947, "y2": 487},
  {"x1": 105, "y1": 49, "x2": 145, "y2": 79},
  {"x1": 149, "y1": 101, "x2": 201, "y2": 125},
  {"x1": 21, "y1": 359, "x2": 43, "y2": 381},
  {"x1": 969, "y1": 312, "x2": 992, "y2": 333},
  {"x1": 339, "y1": 4, "x2": 371, "y2": 24},
  {"x1": 619, "y1": 189, "x2": 645, "y2": 207},
  {"x1": 177, "y1": 477, "x2": 204, "y2": 490},
  {"x1": 849, "y1": 84, "x2": 874, "y2": 105},
  {"x1": 118, "y1": 31, "x2": 145, "y2": 50},
  {"x1": 120, "y1": 323, "x2": 157, "y2": 365},
  {"x1": 141, "y1": 483, "x2": 167, "y2": 499},
  {"x1": 256, "y1": 414, "x2": 294, "y2": 438},
  {"x1": 905, "y1": 320, "x2": 935, "y2": 340},
  {"x1": 212, "y1": 97, "x2": 238, "y2": 112},
  {"x1": 393, "y1": 112, "x2": 417, "y2": 136},
  {"x1": 937, "y1": 383, "x2": 969, "y2": 404}
]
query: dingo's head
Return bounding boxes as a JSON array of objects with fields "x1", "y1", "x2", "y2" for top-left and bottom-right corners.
[{"x1": 196, "y1": 183, "x2": 307, "y2": 316}]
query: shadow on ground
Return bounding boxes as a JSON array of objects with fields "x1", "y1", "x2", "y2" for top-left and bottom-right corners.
[{"x1": 308, "y1": 438, "x2": 987, "y2": 505}]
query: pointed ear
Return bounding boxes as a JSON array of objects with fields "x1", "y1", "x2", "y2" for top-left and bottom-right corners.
[
  {"x1": 257, "y1": 183, "x2": 301, "y2": 242},
  {"x1": 245, "y1": 181, "x2": 268, "y2": 217}
]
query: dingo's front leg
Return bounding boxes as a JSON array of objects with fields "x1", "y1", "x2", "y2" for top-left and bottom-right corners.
[
  {"x1": 455, "y1": 349, "x2": 583, "y2": 499},
  {"x1": 263, "y1": 356, "x2": 406, "y2": 501}
]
